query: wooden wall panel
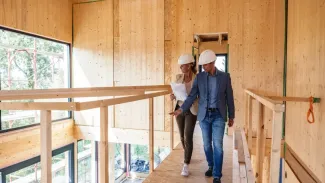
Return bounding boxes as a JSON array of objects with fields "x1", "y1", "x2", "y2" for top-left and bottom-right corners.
[
  {"x1": 286, "y1": 0, "x2": 325, "y2": 181},
  {"x1": 0, "y1": 0, "x2": 72, "y2": 43},
  {"x1": 114, "y1": 0, "x2": 165, "y2": 131},
  {"x1": 73, "y1": 0, "x2": 114, "y2": 126},
  {"x1": 0, "y1": 120, "x2": 74, "y2": 169}
]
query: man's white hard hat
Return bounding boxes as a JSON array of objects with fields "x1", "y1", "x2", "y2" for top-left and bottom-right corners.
[
  {"x1": 178, "y1": 54, "x2": 195, "y2": 65},
  {"x1": 198, "y1": 50, "x2": 216, "y2": 65}
]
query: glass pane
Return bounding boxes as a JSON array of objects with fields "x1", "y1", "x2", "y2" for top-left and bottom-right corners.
[
  {"x1": 5, "y1": 162, "x2": 41, "y2": 183},
  {"x1": 0, "y1": 29, "x2": 70, "y2": 131},
  {"x1": 130, "y1": 145, "x2": 149, "y2": 174},
  {"x1": 77, "y1": 140, "x2": 94, "y2": 183},
  {"x1": 215, "y1": 55, "x2": 226, "y2": 72},
  {"x1": 115, "y1": 143, "x2": 125, "y2": 179},
  {"x1": 154, "y1": 147, "x2": 170, "y2": 169},
  {"x1": 52, "y1": 152, "x2": 69, "y2": 182}
]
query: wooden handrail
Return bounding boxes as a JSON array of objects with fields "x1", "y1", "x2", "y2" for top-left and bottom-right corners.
[
  {"x1": 0, "y1": 85, "x2": 171, "y2": 100},
  {"x1": 245, "y1": 89, "x2": 285, "y2": 112}
]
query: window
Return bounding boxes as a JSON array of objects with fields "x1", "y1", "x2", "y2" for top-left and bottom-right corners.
[
  {"x1": 115, "y1": 143, "x2": 126, "y2": 179},
  {"x1": 0, "y1": 28, "x2": 71, "y2": 131},
  {"x1": 0, "y1": 144, "x2": 75, "y2": 183},
  {"x1": 130, "y1": 145, "x2": 149, "y2": 174},
  {"x1": 154, "y1": 147, "x2": 170, "y2": 169},
  {"x1": 77, "y1": 140, "x2": 96, "y2": 183}
]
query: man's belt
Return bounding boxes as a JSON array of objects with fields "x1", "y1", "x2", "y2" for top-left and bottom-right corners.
[{"x1": 207, "y1": 108, "x2": 217, "y2": 112}]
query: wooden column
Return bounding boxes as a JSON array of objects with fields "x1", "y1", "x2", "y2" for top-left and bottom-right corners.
[
  {"x1": 256, "y1": 102, "x2": 265, "y2": 182},
  {"x1": 270, "y1": 109, "x2": 284, "y2": 183},
  {"x1": 246, "y1": 95, "x2": 253, "y2": 152},
  {"x1": 40, "y1": 110, "x2": 52, "y2": 183},
  {"x1": 149, "y1": 98, "x2": 154, "y2": 173},
  {"x1": 99, "y1": 106, "x2": 109, "y2": 183},
  {"x1": 170, "y1": 100, "x2": 174, "y2": 151}
]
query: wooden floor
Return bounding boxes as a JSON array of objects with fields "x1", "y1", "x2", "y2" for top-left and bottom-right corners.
[{"x1": 144, "y1": 124, "x2": 233, "y2": 183}]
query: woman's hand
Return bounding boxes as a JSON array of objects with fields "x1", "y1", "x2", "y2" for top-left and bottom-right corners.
[{"x1": 170, "y1": 93, "x2": 176, "y2": 101}]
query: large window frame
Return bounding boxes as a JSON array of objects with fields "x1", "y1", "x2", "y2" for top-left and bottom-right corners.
[
  {"x1": 0, "y1": 143, "x2": 75, "y2": 183},
  {"x1": 0, "y1": 26, "x2": 72, "y2": 133}
]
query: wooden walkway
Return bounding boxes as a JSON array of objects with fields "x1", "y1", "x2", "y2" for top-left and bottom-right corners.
[{"x1": 144, "y1": 124, "x2": 233, "y2": 183}]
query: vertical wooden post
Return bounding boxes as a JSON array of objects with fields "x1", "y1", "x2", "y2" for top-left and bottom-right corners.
[
  {"x1": 99, "y1": 106, "x2": 109, "y2": 183},
  {"x1": 170, "y1": 100, "x2": 174, "y2": 151},
  {"x1": 256, "y1": 102, "x2": 265, "y2": 182},
  {"x1": 149, "y1": 98, "x2": 154, "y2": 173},
  {"x1": 248, "y1": 96, "x2": 253, "y2": 152},
  {"x1": 270, "y1": 109, "x2": 284, "y2": 183},
  {"x1": 40, "y1": 110, "x2": 52, "y2": 183}
]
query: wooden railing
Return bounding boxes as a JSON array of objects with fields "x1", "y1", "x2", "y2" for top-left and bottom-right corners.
[
  {"x1": 0, "y1": 85, "x2": 172, "y2": 183},
  {"x1": 244, "y1": 89, "x2": 285, "y2": 183}
]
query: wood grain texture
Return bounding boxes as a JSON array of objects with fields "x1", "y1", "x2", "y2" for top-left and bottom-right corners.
[
  {"x1": 0, "y1": 0, "x2": 72, "y2": 43},
  {"x1": 114, "y1": 0, "x2": 165, "y2": 131},
  {"x1": 72, "y1": 0, "x2": 114, "y2": 126},
  {"x1": 286, "y1": 0, "x2": 325, "y2": 182}
]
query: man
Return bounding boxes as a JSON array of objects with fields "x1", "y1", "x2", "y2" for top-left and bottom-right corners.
[{"x1": 170, "y1": 49, "x2": 235, "y2": 183}]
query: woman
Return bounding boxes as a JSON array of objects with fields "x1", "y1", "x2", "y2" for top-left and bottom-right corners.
[{"x1": 170, "y1": 53, "x2": 198, "y2": 177}]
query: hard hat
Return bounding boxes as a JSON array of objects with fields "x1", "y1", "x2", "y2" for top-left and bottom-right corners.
[
  {"x1": 198, "y1": 50, "x2": 216, "y2": 65},
  {"x1": 178, "y1": 54, "x2": 195, "y2": 65}
]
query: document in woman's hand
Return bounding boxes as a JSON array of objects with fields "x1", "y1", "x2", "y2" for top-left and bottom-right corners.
[{"x1": 170, "y1": 82, "x2": 187, "y2": 101}]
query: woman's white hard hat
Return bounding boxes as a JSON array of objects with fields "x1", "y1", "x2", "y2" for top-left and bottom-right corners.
[{"x1": 178, "y1": 54, "x2": 195, "y2": 65}]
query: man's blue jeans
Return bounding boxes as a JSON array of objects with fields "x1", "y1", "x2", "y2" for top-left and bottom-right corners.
[{"x1": 199, "y1": 111, "x2": 225, "y2": 178}]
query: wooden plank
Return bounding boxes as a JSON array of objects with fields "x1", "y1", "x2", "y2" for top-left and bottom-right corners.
[
  {"x1": 256, "y1": 102, "x2": 265, "y2": 182},
  {"x1": 99, "y1": 106, "x2": 109, "y2": 183},
  {"x1": 79, "y1": 91, "x2": 170, "y2": 110},
  {"x1": 268, "y1": 96, "x2": 312, "y2": 102},
  {"x1": 284, "y1": 161, "x2": 300, "y2": 183},
  {"x1": 240, "y1": 163, "x2": 248, "y2": 183},
  {"x1": 0, "y1": 102, "x2": 78, "y2": 111},
  {"x1": 241, "y1": 129, "x2": 255, "y2": 183},
  {"x1": 0, "y1": 85, "x2": 170, "y2": 100},
  {"x1": 149, "y1": 98, "x2": 154, "y2": 173},
  {"x1": 269, "y1": 111, "x2": 283, "y2": 183},
  {"x1": 248, "y1": 96, "x2": 253, "y2": 152},
  {"x1": 40, "y1": 110, "x2": 52, "y2": 183},
  {"x1": 233, "y1": 149, "x2": 241, "y2": 183},
  {"x1": 236, "y1": 130, "x2": 245, "y2": 163},
  {"x1": 245, "y1": 89, "x2": 284, "y2": 112},
  {"x1": 285, "y1": 145, "x2": 321, "y2": 183},
  {"x1": 170, "y1": 100, "x2": 174, "y2": 150}
]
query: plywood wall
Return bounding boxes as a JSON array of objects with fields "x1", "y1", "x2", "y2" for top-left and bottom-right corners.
[
  {"x1": 164, "y1": 0, "x2": 284, "y2": 136},
  {"x1": 113, "y1": 0, "x2": 165, "y2": 130},
  {"x1": 72, "y1": 0, "x2": 114, "y2": 127},
  {"x1": 0, "y1": 120, "x2": 74, "y2": 169},
  {"x1": 286, "y1": 0, "x2": 325, "y2": 181},
  {"x1": 0, "y1": 0, "x2": 72, "y2": 43}
]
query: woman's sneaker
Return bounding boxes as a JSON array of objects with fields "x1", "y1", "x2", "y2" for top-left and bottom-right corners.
[{"x1": 181, "y1": 164, "x2": 189, "y2": 176}]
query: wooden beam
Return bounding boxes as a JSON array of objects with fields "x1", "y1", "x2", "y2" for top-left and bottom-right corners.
[
  {"x1": 269, "y1": 111, "x2": 283, "y2": 183},
  {"x1": 99, "y1": 106, "x2": 109, "y2": 183},
  {"x1": 233, "y1": 149, "x2": 240, "y2": 183},
  {"x1": 0, "y1": 102, "x2": 78, "y2": 111},
  {"x1": 170, "y1": 101, "x2": 174, "y2": 150},
  {"x1": 79, "y1": 91, "x2": 170, "y2": 110},
  {"x1": 267, "y1": 96, "x2": 315, "y2": 102},
  {"x1": 240, "y1": 164, "x2": 248, "y2": 182},
  {"x1": 0, "y1": 85, "x2": 171, "y2": 100},
  {"x1": 149, "y1": 98, "x2": 154, "y2": 173},
  {"x1": 248, "y1": 96, "x2": 253, "y2": 153},
  {"x1": 245, "y1": 89, "x2": 285, "y2": 112},
  {"x1": 256, "y1": 102, "x2": 266, "y2": 182},
  {"x1": 74, "y1": 125, "x2": 179, "y2": 147},
  {"x1": 235, "y1": 130, "x2": 245, "y2": 163},
  {"x1": 285, "y1": 145, "x2": 321, "y2": 183},
  {"x1": 40, "y1": 110, "x2": 52, "y2": 183},
  {"x1": 241, "y1": 129, "x2": 255, "y2": 183}
]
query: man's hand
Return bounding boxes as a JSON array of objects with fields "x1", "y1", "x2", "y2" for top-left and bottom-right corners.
[
  {"x1": 169, "y1": 109, "x2": 182, "y2": 117},
  {"x1": 170, "y1": 94, "x2": 176, "y2": 101},
  {"x1": 228, "y1": 118, "x2": 234, "y2": 127}
]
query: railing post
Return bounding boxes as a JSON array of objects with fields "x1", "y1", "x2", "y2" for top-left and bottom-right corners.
[
  {"x1": 170, "y1": 100, "x2": 174, "y2": 151},
  {"x1": 256, "y1": 102, "x2": 265, "y2": 182},
  {"x1": 99, "y1": 106, "x2": 109, "y2": 183},
  {"x1": 270, "y1": 109, "x2": 284, "y2": 183},
  {"x1": 248, "y1": 96, "x2": 253, "y2": 153},
  {"x1": 149, "y1": 98, "x2": 154, "y2": 173},
  {"x1": 40, "y1": 110, "x2": 52, "y2": 183}
]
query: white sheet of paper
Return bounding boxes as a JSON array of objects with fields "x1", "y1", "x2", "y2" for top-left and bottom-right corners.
[{"x1": 170, "y1": 82, "x2": 187, "y2": 101}]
